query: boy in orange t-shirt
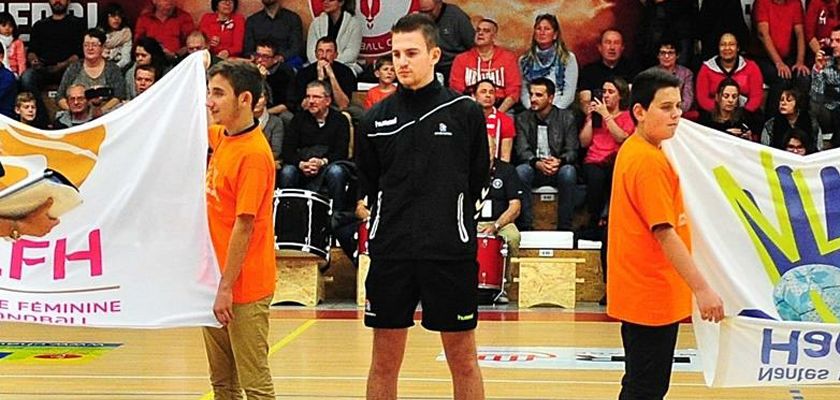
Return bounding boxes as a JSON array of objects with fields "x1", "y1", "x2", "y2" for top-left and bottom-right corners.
[
  {"x1": 607, "y1": 69, "x2": 724, "y2": 400},
  {"x1": 204, "y1": 60, "x2": 276, "y2": 398}
]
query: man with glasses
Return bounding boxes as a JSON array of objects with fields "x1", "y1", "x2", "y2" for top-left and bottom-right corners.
[
  {"x1": 20, "y1": 0, "x2": 86, "y2": 126},
  {"x1": 54, "y1": 84, "x2": 93, "y2": 128},
  {"x1": 653, "y1": 39, "x2": 694, "y2": 114},
  {"x1": 417, "y1": 0, "x2": 474, "y2": 85},
  {"x1": 278, "y1": 80, "x2": 351, "y2": 215},
  {"x1": 252, "y1": 40, "x2": 294, "y2": 124}
]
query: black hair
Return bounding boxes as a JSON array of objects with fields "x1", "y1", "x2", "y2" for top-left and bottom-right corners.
[
  {"x1": 85, "y1": 28, "x2": 107, "y2": 46},
  {"x1": 629, "y1": 68, "x2": 681, "y2": 124},
  {"x1": 656, "y1": 38, "x2": 679, "y2": 54},
  {"x1": 770, "y1": 86, "x2": 814, "y2": 149},
  {"x1": 783, "y1": 128, "x2": 816, "y2": 155},
  {"x1": 529, "y1": 77, "x2": 556, "y2": 97},
  {"x1": 0, "y1": 12, "x2": 18, "y2": 38},
  {"x1": 211, "y1": 0, "x2": 239, "y2": 12},
  {"x1": 98, "y1": 3, "x2": 128, "y2": 32},
  {"x1": 316, "y1": 36, "x2": 338, "y2": 50},
  {"x1": 135, "y1": 36, "x2": 169, "y2": 75}
]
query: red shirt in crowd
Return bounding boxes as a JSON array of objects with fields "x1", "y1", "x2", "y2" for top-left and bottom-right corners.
[
  {"x1": 134, "y1": 8, "x2": 195, "y2": 54},
  {"x1": 450, "y1": 46, "x2": 522, "y2": 103},
  {"x1": 485, "y1": 107, "x2": 515, "y2": 159},
  {"x1": 695, "y1": 56, "x2": 765, "y2": 113},
  {"x1": 804, "y1": 0, "x2": 839, "y2": 49},
  {"x1": 198, "y1": 12, "x2": 245, "y2": 58},
  {"x1": 753, "y1": 0, "x2": 805, "y2": 60}
]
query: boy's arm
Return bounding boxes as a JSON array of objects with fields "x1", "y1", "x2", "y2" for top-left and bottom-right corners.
[
  {"x1": 653, "y1": 224, "x2": 725, "y2": 322},
  {"x1": 213, "y1": 214, "x2": 254, "y2": 326}
]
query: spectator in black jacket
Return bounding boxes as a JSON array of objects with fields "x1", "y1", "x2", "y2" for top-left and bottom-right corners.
[
  {"x1": 243, "y1": 0, "x2": 304, "y2": 67},
  {"x1": 20, "y1": 0, "x2": 86, "y2": 126},
  {"x1": 279, "y1": 80, "x2": 350, "y2": 214},
  {"x1": 514, "y1": 77, "x2": 579, "y2": 231}
]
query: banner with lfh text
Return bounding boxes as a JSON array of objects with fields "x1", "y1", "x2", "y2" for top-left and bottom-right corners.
[
  {"x1": 663, "y1": 120, "x2": 840, "y2": 387},
  {"x1": 0, "y1": 53, "x2": 219, "y2": 328}
]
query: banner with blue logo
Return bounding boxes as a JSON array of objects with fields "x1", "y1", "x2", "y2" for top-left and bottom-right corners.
[{"x1": 664, "y1": 120, "x2": 840, "y2": 387}]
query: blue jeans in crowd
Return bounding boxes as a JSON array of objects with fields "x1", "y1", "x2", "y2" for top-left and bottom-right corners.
[
  {"x1": 278, "y1": 163, "x2": 349, "y2": 213},
  {"x1": 515, "y1": 163, "x2": 577, "y2": 231}
]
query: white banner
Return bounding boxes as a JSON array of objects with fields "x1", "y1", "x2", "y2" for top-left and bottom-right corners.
[
  {"x1": 0, "y1": 53, "x2": 220, "y2": 328},
  {"x1": 664, "y1": 120, "x2": 840, "y2": 387}
]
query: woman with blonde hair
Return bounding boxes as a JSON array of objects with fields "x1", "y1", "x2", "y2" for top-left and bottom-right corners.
[
  {"x1": 306, "y1": 0, "x2": 363, "y2": 75},
  {"x1": 519, "y1": 13, "x2": 578, "y2": 109}
]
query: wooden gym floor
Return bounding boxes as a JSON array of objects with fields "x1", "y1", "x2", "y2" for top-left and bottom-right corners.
[{"x1": 0, "y1": 303, "x2": 837, "y2": 399}]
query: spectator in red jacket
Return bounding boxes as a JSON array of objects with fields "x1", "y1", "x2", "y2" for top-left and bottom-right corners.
[
  {"x1": 198, "y1": 0, "x2": 245, "y2": 59},
  {"x1": 449, "y1": 18, "x2": 521, "y2": 113},
  {"x1": 696, "y1": 32, "x2": 764, "y2": 115},
  {"x1": 134, "y1": 0, "x2": 195, "y2": 59}
]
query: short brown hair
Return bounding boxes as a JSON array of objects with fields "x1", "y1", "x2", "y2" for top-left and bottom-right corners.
[
  {"x1": 392, "y1": 13, "x2": 439, "y2": 50},
  {"x1": 207, "y1": 60, "x2": 263, "y2": 107}
]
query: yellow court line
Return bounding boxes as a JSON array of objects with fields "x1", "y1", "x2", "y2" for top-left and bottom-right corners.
[{"x1": 199, "y1": 319, "x2": 317, "y2": 400}]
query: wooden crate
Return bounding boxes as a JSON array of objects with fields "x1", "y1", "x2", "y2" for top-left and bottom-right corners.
[
  {"x1": 510, "y1": 249, "x2": 605, "y2": 303},
  {"x1": 273, "y1": 251, "x2": 326, "y2": 306},
  {"x1": 532, "y1": 187, "x2": 558, "y2": 231},
  {"x1": 514, "y1": 257, "x2": 582, "y2": 308}
]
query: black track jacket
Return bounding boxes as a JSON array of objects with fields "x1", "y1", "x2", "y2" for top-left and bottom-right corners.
[{"x1": 357, "y1": 80, "x2": 489, "y2": 261}]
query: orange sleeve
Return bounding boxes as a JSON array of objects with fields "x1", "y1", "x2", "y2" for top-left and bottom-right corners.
[
  {"x1": 628, "y1": 156, "x2": 678, "y2": 230},
  {"x1": 233, "y1": 157, "x2": 271, "y2": 217}
]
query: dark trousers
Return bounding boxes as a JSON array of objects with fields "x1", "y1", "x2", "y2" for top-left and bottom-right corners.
[
  {"x1": 619, "y1": 321, "x2": 680, "y2": 400},
  {"x1": 582, "y1": 162, "x2": 613, "y2": 226},
  {"x1": 756, "y1": 57, "x2": 810, "y2": 118},
  {"x1": 515, "y1": 163, "x2": 577, "y2": 230},
  {"x1": 278, "y1": 162, "x2": 349, "y2": 214}
]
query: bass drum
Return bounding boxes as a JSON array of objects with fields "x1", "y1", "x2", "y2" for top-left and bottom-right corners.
[{"x1": 273, "y1": 188, "x2": 333, "y2": 261}]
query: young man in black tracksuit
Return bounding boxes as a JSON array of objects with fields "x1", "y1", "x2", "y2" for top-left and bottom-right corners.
[{"x1": 356, "y1": 14, "x2": 489, "y2": 400}]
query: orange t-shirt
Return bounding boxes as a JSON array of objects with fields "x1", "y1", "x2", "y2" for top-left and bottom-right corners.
[
  {"x1": 363, "y1": 85, "x2": 396, "y2": 110},
  {"x1": 606, "y1": 134, "x2": 692, "y2": 326},
  {"x1": 206, "y1": 124, "x2": 276, "y2": 304}
]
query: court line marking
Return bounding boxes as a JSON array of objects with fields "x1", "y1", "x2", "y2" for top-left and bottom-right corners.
[
  {"x1": 198, "y1": 319, "x2": 317, "y2": 400},
  {"x1": 3, "y1": 372, "x2": 837, "y2": 390}
]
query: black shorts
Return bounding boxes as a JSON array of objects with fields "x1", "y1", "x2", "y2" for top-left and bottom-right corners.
[{"x1": 363, "y1": 258, "x2": 478, "y2": 332}]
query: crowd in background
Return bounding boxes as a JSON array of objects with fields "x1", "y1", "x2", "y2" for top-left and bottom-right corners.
[{"x1": 0, "y1": 0, "x2": 835, "y2": 239}]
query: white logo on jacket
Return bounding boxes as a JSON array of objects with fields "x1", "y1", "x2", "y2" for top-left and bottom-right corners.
[
  {"x1": 434, "y1": 123, "x2": 452, "y2": 136},
  {"x1": 375, "y1": 117, "x2": 398, "y2": 128}
]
